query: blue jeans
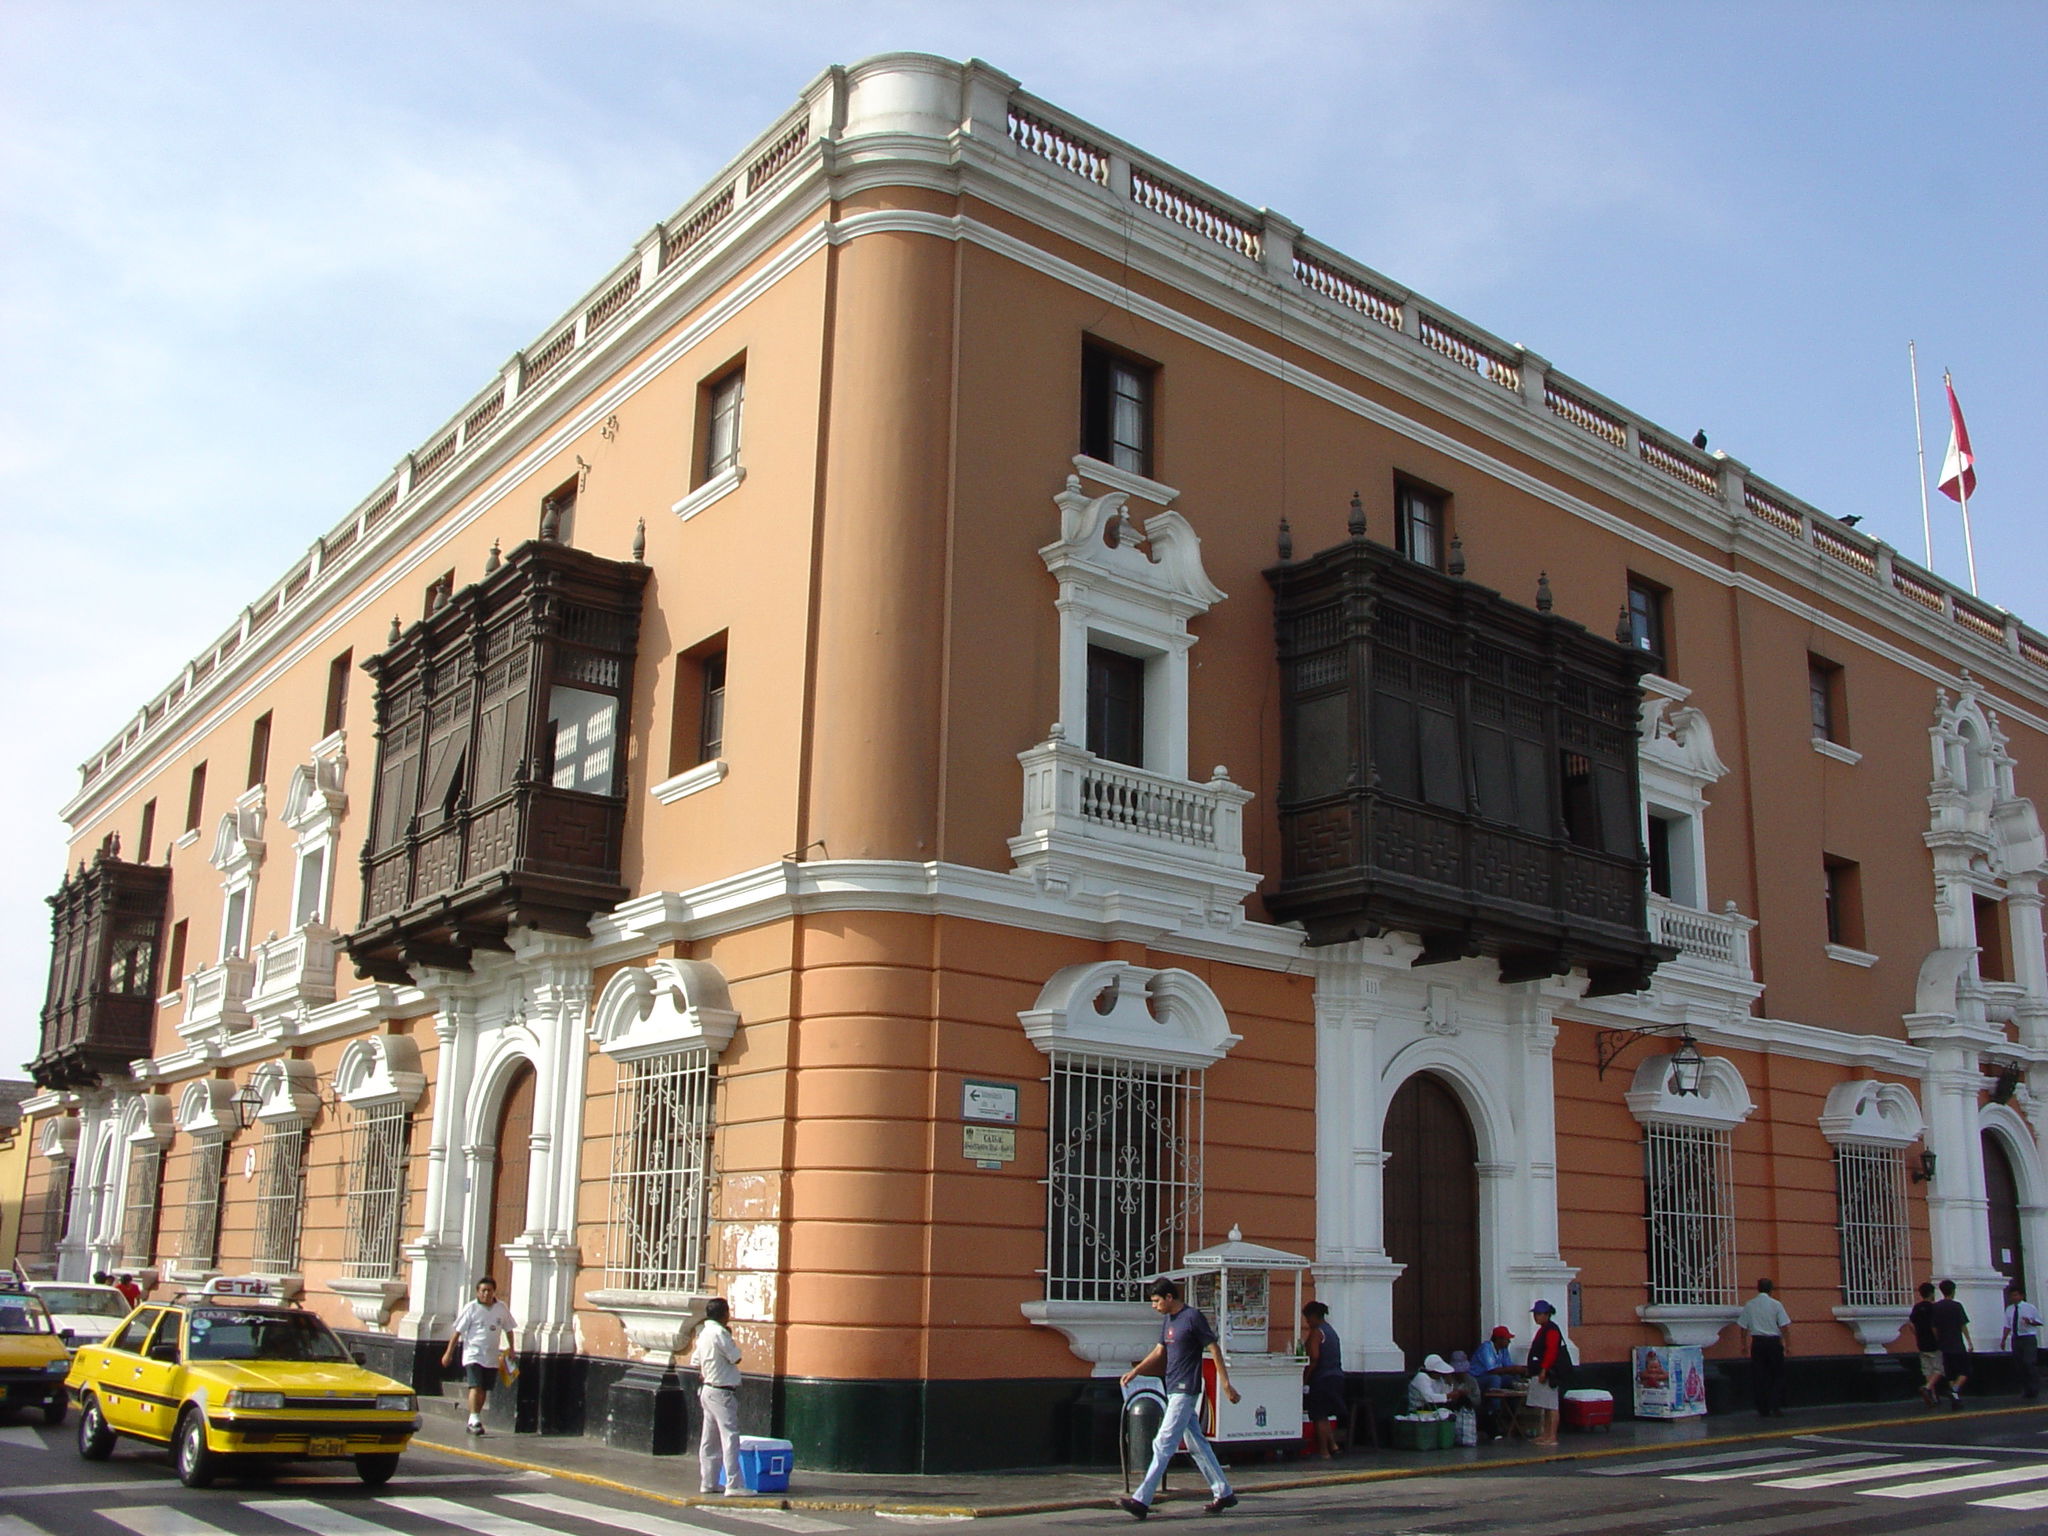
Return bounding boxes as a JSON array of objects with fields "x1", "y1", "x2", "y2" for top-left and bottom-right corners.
[{"x1": 1134, "y1": 1390, "x2": 1231, "y2": 1507}]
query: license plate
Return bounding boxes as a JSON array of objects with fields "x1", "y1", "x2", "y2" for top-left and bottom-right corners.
[{"x1": 309, "y1": 1437, "x2": 348, "y2": 1457}]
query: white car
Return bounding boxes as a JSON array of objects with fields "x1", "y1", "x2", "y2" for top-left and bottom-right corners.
[{"x1": 28, "y1": 1283, "x2": 133, "y2": 1347}]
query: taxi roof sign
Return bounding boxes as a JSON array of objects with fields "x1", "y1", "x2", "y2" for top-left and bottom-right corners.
[
  {"x1": 0, "y1": 1274, "x2": 28, "y2": 1295},
  {"x1": 202, "y1": 1276, "x2": 276, "y2": 1299}
]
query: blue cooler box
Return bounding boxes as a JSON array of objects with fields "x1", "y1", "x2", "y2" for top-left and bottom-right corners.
[{"x1": 739, "y1": 1435, "x2": 794, "y2": 1493}]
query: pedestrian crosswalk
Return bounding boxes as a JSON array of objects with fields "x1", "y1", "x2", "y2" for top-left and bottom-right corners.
[{"x1": 1603, "y1": 1441, "x2": 2048, "y2": 1513}]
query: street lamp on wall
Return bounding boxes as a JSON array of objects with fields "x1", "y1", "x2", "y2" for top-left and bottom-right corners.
[
  {"x1": 1911, "y1": 1149, "x2": 1938, "y2": 1184},
  {"x1": 1667, "y1": 1033, "x2": 1707, "y2": 1097},
  {"x1": 232, "y1": 1079, "x2": 264, "y2": 1132}
]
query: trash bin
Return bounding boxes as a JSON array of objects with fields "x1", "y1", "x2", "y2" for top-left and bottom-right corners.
[{"x1": 1121, "y1": 1381, "x2": 1167, "y2": 1493}]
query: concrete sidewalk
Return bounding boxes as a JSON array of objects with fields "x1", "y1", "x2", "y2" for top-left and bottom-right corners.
[{"x1": 403, "y1": 1397, "x2": 2048, "y2": 1518}]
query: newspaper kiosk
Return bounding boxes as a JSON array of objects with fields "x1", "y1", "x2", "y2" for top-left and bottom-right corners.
[{"x1": 1180, "y1": 1226, "x2": 1313, "y2": 1445}]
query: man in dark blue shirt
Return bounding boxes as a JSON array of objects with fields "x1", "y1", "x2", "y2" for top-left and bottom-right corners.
[{"x1": 1117, "y1": 1277, "x2": 1239, "y2": 1519}]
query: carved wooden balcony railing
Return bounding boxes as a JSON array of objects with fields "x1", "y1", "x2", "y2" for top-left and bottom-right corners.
[{"x1": 34, "y1": 846, "x2": 170, "y2": 1088}]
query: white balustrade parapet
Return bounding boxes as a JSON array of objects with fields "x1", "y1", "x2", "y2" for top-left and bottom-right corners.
[
  {"x1": 247, "y1": 924, "x2": 342, "y2": 1029},
  {"x1": 1648, "y1": 895, "x2": 1756, "y2": 981},
  {"x1": 180, "y1": 958, "x2": 255, "y2": 1041}
]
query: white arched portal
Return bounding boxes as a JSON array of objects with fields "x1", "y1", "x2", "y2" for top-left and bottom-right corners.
[{"x1": 1980, "y1": 1103, "x2": 2048, "y2": 1316}]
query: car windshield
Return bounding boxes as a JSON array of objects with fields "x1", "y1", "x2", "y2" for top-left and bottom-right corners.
[
  {"x1": 0, "y1": 1297, "x2": 54, "y2": 1335},
  {"x1": 35, "y1": 1287, "x2": 129, "y2": 1318},
  {"x1": 186, "y1": 1309, "x2": 353, "y2": 1363}
]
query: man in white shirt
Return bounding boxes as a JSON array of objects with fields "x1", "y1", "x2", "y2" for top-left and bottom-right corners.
[
  {"x1": 690, "y1": 1296, "x2": 744, "y2": 1495},
  {"x1": 1736, "y1": 1278, "x2": 1792, "y2": 1418},
  {"x1": 441, "y1": 1277, "x2": 518, "y2": 1435},
  {"x1": 2001, "y1": 1282, "x2": 2042, "y2": 1401}
]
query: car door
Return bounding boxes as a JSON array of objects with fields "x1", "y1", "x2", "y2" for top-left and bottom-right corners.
[
  {"x1": 125, "y1": 1309, "x2": 185, "y2": 1443},
  {"x1": 82, "y1": 1307, "x2": 161, "y2": 1435}
]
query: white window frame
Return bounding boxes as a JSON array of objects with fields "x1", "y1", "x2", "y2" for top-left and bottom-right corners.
[
  {"x1": 279, "y1": 735, "x2": 347, "y2": 932},
  {"x1": 604, "y1": 1046, "x2": 718, "y2": 1293},
  {"x1": 209, "y1": 784, "x2": 267, "y2": 961},
  {"x1": 1628, "y1": 1050, "x2": 1754, "y2": 1345},
  {"x1": 1818, "y1": 1079, "x2": 1925, "y2": 1342},
  {"x1": 246, "y1": 1060, "x2": 320, "y2": 1280},
  {"x1": 169, "y1": 1080, "x2": 236, "y2": 1281},
  {"x1": 113, "y1": 1094, "x2": 174, "y2": 1276}
]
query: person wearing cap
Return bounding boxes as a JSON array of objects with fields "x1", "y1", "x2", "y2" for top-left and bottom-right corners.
[
  {"x1": 1525, "y1": 1301, "x2": 1565, "y2": 1447},
  {"x1": 1471, "y1": 1326, "x2": 1522, "y2": 1438},
  {"x1": 1407, "y1": 1353, "x2": 1465, "y2": 1411}
]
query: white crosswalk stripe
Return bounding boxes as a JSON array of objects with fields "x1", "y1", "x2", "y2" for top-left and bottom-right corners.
[
  {"x1": 252, "y1": 1501, "x2": 399, "y2": 1536},
  {"x1": 1762, "y1": 1456, "x2": 1987, "y2": 1488},
  {"x1": 1667, "y1": 1451, "x2": 1885, "y2": 1481},
  {"x1": 101, "y1": 1511, "x2": 228, "y2": 1536},
  {"x1": 503, "y1": 1492, "x2": 728, "y2": 1536},
  {"x1": 714, "y1": 1512, "x2": 849, "y2": 1533},
  {"x1": 1863, "y1": 1463, "x2": 2048, "y2": 1498},
  {"x1": 376, "y1": 1499, "x2": 559, "y2": 1536},
  {"x1": 1589, "y1": 1445, "x2": 1826, "y2": 1475},
  {"x1": 0, "y1": 1515, "x2": 53, "y2": 1536},
  {"x1": 1973, "y1": 1486, "x2": 2048, "y2": 1510},
  {"x1": 0, "y1": 1428, "x2": 48, "y2": 1451}
]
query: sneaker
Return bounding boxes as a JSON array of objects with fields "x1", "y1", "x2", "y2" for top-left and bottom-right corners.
[
  {"x1": 1950, "y1": 1393, "x2": 1962, "y2": 1411},
  {"x1": 1920, "y1": 1384, "x2": 1936, "y2": 1407},
  {"x1": 1118, "y1": 1496, "x2": 1150, "y2": 1520},
  {"x1": 1205, "y1": 1494, "x2": 1238, "y2": 1514}
]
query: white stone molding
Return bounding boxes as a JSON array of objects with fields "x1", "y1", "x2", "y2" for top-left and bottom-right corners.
[
  {"x1": 280, "y1": 734, "x2": 348, "y2": 834},
  {"x1": 179, "y1": 958, "x2": 255, "y2": 1042},
  {"x1": 649, "y1": 758, "x2": 728, "y2": 804},
  {"x1": 175, "y1": 1079, "x2": 237, "y2": 1140},
  {"x1": 117, "y1": 1093, "x2": 174, "y2": 1148},
  {"x1": 1625, "y1": 1052, "x2": 1755, "y2": 1130},
  {"x1": 589, "y1": 958, "x2": 740, "y2": 1062},
  {"x1": 36, "y1": 1115, "x2": 78, "y2": 1164},
  {"x1": 246, "y1": 924, "x2": 342, "y2": 1032},
  {"x1": 1832, "y1": 1308, "x2": 1906, "y2": 1353},
  {"x1": 1818, "y1": 1080, "x2": 1925, "y2": 1147},
  {"x1": 671, "y1": 462, "x2": 745, "y2": 522},
  {"x1": 1813, "y1": 739, "x2": 1863, "y2": 767},
  {"x1": 334, "y1": 1034, "x2": 427, "y2": 1109},
  {"x1": 209, "y1": 785, "x2": 268, "y2": 880},
  {"x1": 1825, "y1": 943, "x2": 1881, "y2": 969},
  {"x1": 329, "y1": 1276, "x2": 412, "y2": 1331},
  {"x1": 582, "y1": 1290, "x2": 711, "y2": 1358},
  {"x1": 1017, "y1": 1299, "x2": 1161, "y2": 1377},
  {"x1": 1018, "y1": 961, "x2": 1240, "y2": 1070},
  {"x1": 1639, "y1": 1306, "x2": 1739, "y2": 1349},
  {"x1": 249, "y1": 1058, "x2": 321, "y2": 1124}
]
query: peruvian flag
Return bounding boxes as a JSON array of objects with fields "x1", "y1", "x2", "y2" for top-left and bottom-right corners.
[{"x1": 1938, "y1": 376, "x2": 1977, "y2": 502}]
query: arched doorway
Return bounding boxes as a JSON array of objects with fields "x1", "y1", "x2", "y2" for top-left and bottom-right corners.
[
  {"x1": 484, "y1": 1061, "x2": 536, "y2": 1280},
  {"x1": 1384, "y1": 1072, "x2": 1480, "y2": 1365},
  {"x1": 1985, "y1": 1130, "x2": 2027, "y2": 1290}
]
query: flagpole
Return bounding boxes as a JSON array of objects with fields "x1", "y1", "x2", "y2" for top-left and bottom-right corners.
[
  {"x1": 1910, "y1": 341, "x2": 1933, "y2": 567},
  {"x1": 1949, "y1": 370, "x2": 1981, "y2": 596}
]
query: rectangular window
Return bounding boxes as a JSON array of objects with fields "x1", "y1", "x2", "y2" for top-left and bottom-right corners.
[
  {"x1": 164, "y1": 919, "x2": 188, "y2": 997},
  {"x1": 1045, "y1": 1052, "x2": 1202, "y2": 1303},
  {"x1": 698, "y1": 650, "x2": 727, "y2": 764},
  {"x1": 1809, "y1": 655, "x2": 1846, "y2": 744},
  {"x1": 246, "y1": 712, "x2": 272, "y2": 790},
  {"x1": 342, "y1": 1103, "x2": 412, "y2": 1283},
  {"x1": 1647, "y1": 816, "x2": 1675, "y2": 900},
  {"x1": 1824, "y1": 855, "x2": 1864, "y2": 949},
  {"x1": 29, "y1": 1164, "x2": 74, "y2": 1269},
  {"x1": 138, "y1": 800, "x2": 157, "y2": 865},
  {"x1": 546, "y1": 685, "x2": 620, "y2": 795},
  {"x1": 180, "y1": 1137, "x2": 226, "y2": 1269},
  {"x1": 1395, "y1": 483, "x2": 1446, "y2": 570},
  {"x1": 1082, "y1": 342, "x2": 1156, "y2": 477},
  {"x1": 1976, "y1": 893, "x2": 2011, "y2": 982},
  {"x1": 293, "y1": 847, "x2": 329, "y2": 929},
  {"x1": 1086, "y1": 645, "x2": 1147, "y2": 767},
  {"x1": 252, "y1": 1120, "x2": 310, "y2": 1276},
  {"x1": 221, "y1": 889, "x2": 249, "y2": 962},
  {"x1": 184, "y1": 762, "x2": 207, "y2": 833},
  {"x1": 1627, "y1": 576, "x2": 1670, "y2": 677},
  {"x1": 1835, "y1": 1144, "x2": 1912, "y2": 1308},
  {"x1": 701, "y1": 366, "x2": 745, "y2": 483},
  {"x1": 120, "y1": 1144, "x2": 163, "y2": 1269},
  {"x1": 1644, "y1": 1121, "x2": 1736, "y2": 1308},
  {"x1": 604, "y1": 1049, "x2": 717, "y2": 1291},
  {"x1": 666, "y1": 639, "x2": 729, "y2": 775},
  {"x1": 324, "y1": 650, "x2": 353, "y2": 738}
]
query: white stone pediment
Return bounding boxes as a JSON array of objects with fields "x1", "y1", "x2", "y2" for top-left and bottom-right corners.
[
  {"x1": 176, "y1": 1079, "x2": 237, "y2": 1138},
  {"x1": 210, "y1": 787, "x2": 267, "y2": 876},
  {"x1": 589, "y1": 959, "x2": 740, "y2": 1062},
  {"x1": 117, "y1": 1093, "x2": 174, "y2": 1147},
  {"x1": 250, "y1": 1058, "x2": 320, "y2": 1123},
  {"x1": 1818, "y1": 1080, "x2": 1924, "y2": 1147},
  {"x1": 1042, "y1": 474, "x2": 1224, "y2": 619},
  {"x1": 1019, "y1": 961, "x2": 1239, "y2": 1069},
  {"x1": 335, "y1": 1034, "x2": 427, "y2": 1109},
  {"x1": 281, "y1": 744, "x2": 348, "y2": 832},
  {"x1": 1626, "y1": 1051, "x2": 1754, "y2": 1130}
]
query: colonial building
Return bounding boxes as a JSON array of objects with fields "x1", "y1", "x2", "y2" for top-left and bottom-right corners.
[{"x1": 18, "y1": 54, "x2": 2048, "y2": 1470}]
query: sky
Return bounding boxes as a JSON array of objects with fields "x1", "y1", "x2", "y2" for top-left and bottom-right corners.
[{"x1": 1, "y1": 0, "x2": 2042, "y2": 1078}]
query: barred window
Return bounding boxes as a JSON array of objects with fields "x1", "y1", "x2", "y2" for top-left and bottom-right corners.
[
  {"x1": 343, "y1": 1103, "x2": 412, "y2": 1282},
  {"x1": 1045, "y1": 1052, "x2": 1203, "y2": 1303},
  {"x1": 1644, "y1": 1121, "x2": 1736, "y2": 1308},
  {"x1": 120, "y1": 1144, "x2": 164, "y2": 1268},
  {"x1": 604, "y1": 1049, "x2": 716, "y2": 1291},
  {"x1": 1836, "y1": 1143, "x2": 1912, "y2": 1308},
  {"x1": 253, "y1": 1121, "x2": 310, "y2": 1276},
  {"x1": 27, "y1": 1165, "x2": 73, "y2": 1268},
  {"x1": 180, "y1": 1137, "x2": 226, "y2": 1269}
]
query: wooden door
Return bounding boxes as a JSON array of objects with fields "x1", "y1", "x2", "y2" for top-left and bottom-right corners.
[
  {"x1": 485, "y1": 1062, "x2": 535, "y2": 1278},
  {"x1": 1985, "y1": 1131, "x2": 2027, "y2": 1290},
  {"x1": 1384, "y1": 1072, "x2": 1480, "y2": 1366}
]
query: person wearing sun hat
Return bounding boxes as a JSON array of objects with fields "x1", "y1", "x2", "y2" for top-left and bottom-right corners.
[
  {"x1": 1407, "y1": 1352, "x2": 1461, "y2": 1411},
  {"x1": 1525, "y1": 1301, "x2": 1566, "y2": 1446}
]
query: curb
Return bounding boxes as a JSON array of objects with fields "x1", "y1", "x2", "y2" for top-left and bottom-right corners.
[{"x1": 408, "y1": 1400, "x2": 2048, "y2": 1519}]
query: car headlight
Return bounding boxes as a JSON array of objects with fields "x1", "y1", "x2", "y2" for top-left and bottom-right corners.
[
  {"x1": 45, "y1": 1360, "x2": 70, "y2": 1374},
  {"x1": 227, "y1": 1390, "x2": 286, "y2": 1410},
  {"x1": 376, "y1": 1393, "x2": 416, "y2": 1413}
]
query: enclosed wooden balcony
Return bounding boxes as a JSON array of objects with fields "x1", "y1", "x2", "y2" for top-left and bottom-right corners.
[
  {"x1": 1265, "y1": 532, "x2": 1668, "y2": 996},
  {"x1": 34, "y1": 845, "x2": 171, "y2": 1089},
  {"x1": 346, "y1": 534, "x2": 650, "y2": 984}
]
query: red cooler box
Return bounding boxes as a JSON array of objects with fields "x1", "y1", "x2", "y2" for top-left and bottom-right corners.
[{"x1": 1561, "y1": 1389, "x2": 1613, "y2": 1430}]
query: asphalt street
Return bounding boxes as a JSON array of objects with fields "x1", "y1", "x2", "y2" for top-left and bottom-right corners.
[{"x1": 9, "y1": 1410, "x2": 2048, "y2": 1535}]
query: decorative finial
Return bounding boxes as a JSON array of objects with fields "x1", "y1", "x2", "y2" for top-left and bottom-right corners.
[
  {"x1": 1447, "y1": 535, "x2": 1466, "y2": 577},
  {"x1": 1616, "y1": 605, "x2": 1633, "y2": 646},
  {"x1": 539, "y1": 503, "x2": 560, "y2": 542},
  {"x1": 1348, "y1": 491, "x2": 1366, "y2": 538},
  {"x1": 485, "y1": 539, "x2": 501, "y2": 574},
  {"x1": 1277, "y1": 517, "x2": 1293, "y2": 561},
  {"x1": 632, "y1": 518, "x2": 646, "y2": 564},
  {"x1": 1536, "y1": 571, "x2": 1553, "y2": 612},
  {"x1": 388, "y1": 615, "x2": 401, "y2": 646}
]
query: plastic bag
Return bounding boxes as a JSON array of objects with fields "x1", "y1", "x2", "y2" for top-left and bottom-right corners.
[{"x1": 1454, "y1": 1407, "x2": 1478, "y2": 1446}]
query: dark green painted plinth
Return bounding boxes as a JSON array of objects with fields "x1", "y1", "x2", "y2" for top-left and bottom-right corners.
[{"x1": 599, "y1": 1362, "x2": 692, "y2": 1456}]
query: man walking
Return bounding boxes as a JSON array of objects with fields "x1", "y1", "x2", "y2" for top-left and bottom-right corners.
[
  {"x1": 1931, "y1": 1278, "x2": 1973, "y2": 1409},
  {"x1": 1117, "y1": 1278, "x2": 1239, "y2": 1519},
  {"x1": 1736, "y1": 1278, "x2": 1791, "y2": 1417},
  {"x1": 1910, "y1": 1281, "x2": 1944, "y2": 1406},
  {"x1": 2001, "y1": 1282, "x2": 2041, "y2": 1401},
  {"x1": 442, "y1": 1276, "x2": 518, "y2": 1435}
]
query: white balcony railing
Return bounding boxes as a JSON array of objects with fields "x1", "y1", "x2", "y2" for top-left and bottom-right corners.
[
  {"x1": 1648, "y1": 896, "x2": 1756, "y2": 980},
  {"x1": 1016, "y1": 737, "x2": 1250, "y2": 864},
  {"x1": 179, "y1": 958, "x2": 255, "y2": 1040},
  {"x1": 247, "y1": 924, "x2": 342, "y2": 1026}
]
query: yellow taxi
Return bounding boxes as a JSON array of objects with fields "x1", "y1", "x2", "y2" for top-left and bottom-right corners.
[
  {"x1": 0, "y1": 1275, "x2": 73, "y2": 1426},
  {"x1": 65, "y1": 1276, "x2": 420, "y2": 1487}
]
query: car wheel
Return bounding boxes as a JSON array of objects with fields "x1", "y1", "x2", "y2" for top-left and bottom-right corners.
[
  {"x1": 174, "y1": 1409, "x2": 217, "y2": 1488},
  {"x1": 43, "y1": 1390, "x2": 69, "y2": 1429},
  {"x1": 76, "y1": 1395, "x2": 114, "y2": 1459},
  {"x1": 355, "y1": 1453, "x2": 399, "y2": 1487}
]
